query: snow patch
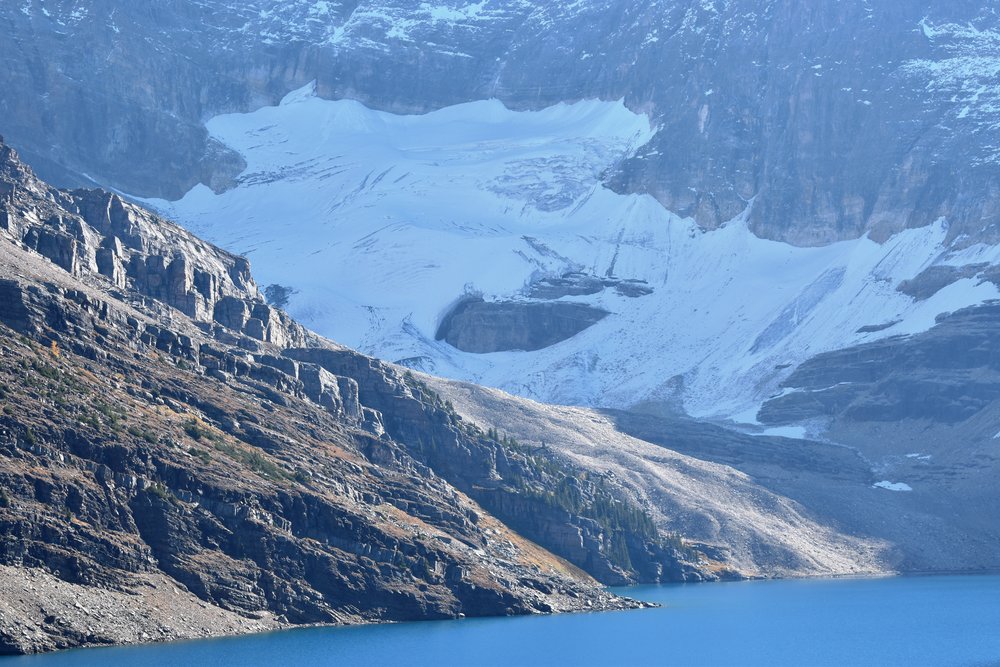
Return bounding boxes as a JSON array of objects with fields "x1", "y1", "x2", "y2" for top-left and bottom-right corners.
[
  {"x1": 729, "y1": 406, "x2": 762, "y2": 425},
  {"x1": 873, "y1": 481, "x2": 913, "y2": 492},
  {"x1": 424, "y1": 2, "x2": 487, "y2": 23}
]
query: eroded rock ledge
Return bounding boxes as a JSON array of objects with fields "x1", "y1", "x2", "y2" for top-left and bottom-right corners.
[{"x1": 436, "y1": 297, "x2": 609, "y2": 353}]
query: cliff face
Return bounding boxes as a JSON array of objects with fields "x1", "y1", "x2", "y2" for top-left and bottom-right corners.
[
  {"x1": 760, "y1": 303, "x2": 1000, "y2": 427},
  {"x1": 748, "y1": 303, "x2": 1000, "y2": 571},
  {"x1": 1, "y1": 1, "x2": 998, "y2": 246},
  {"x1": 0, "y1": 137, "x2": 715, "y2": 655},
  {"x1": 435, "y1": 299, "x2": 610, "y2": 354},
  {"x1": 0, "y1": 137, "x2": 298, "y2": 344}
]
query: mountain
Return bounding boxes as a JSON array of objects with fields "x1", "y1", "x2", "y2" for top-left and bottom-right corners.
[
  {"x1": 0, "y1": 137, "x2": 706, "y2": 654},
  {"x1": 7, "y1": 122, "x2": 998, "y2": 655},
  {"x1": 4, "y1": 1, "x2": 999, "y2": 420},
  {"x1": 144, "y1": 83, "x2": 1000, "y2": 422},
  {"x1": 3, "y1": 1, "x2": 999, "y2": 243},
  {"x1": 4, "y1": 2, "x2": 1000, "y2": 654}
]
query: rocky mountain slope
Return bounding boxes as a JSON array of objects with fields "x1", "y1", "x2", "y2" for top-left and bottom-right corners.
[
  {"x1": 0, "y1": 137, "x2": 716, "y2": 655},
  {"x1": 3, "y1": 8, "x2": 1000, "y2": 656},
  {"x1": 747, "y1": 303, "x2": 1000, "y2": 569},
  {"x1": 8, "y1": 127, "x2": 994, "y2": 656},
  {"x1": 4, "y1": 0, "x2": 1000, "y2": 423},
  {"x1": 2, "y1": 1, "x2": 998, "y2": 246},
  {"x1": 427, "y1": 371, "x2": 1000, "y2": 579},
  {"x1": 759, "y1": 302, "x2": 1000, "y2": 503}
]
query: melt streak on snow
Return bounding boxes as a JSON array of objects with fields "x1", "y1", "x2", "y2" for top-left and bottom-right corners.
[{"x1": 147, "y1": 84, "x2": 1000, "y2": 420}]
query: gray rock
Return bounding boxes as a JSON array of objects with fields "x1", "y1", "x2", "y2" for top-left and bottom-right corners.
[
  {"x1": 256, "y1": 354, "x2": 299, "y2": 379},
  {"x1": 337, "y1": 377, "x2": 362, "y2": 421},
  {"x1": 0, "y1": 279, "x2": 34, "y2": 333},
  {"x1": 897, "y1": 264, "x2": 988, "y2": 301},
  {"x1": 212, "y1": 296, "x2": 250, "y2": 332},
  {"x1": 298, "y1": 363, "x2": 344, "y2": 415},
  {"x1": 760, "y1": 303, "x2": 1000, "y2": 425},
  {"x1": 436, "y1": 298, "x2": 609, "y2": 353}
]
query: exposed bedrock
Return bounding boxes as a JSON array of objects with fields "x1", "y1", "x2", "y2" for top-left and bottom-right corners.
[
  {"x1": 759, "y1": 303, "x2": 1000, "y2": 426},
  {"x1": 435, "y1": 298, "x2": 610, "y2": 353}
]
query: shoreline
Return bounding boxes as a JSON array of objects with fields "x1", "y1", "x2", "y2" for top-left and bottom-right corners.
[{"x1": 9, "y1": 568, "x2": 1000, "y2": 660}]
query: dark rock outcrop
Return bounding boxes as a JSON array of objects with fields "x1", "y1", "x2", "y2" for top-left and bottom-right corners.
[
  {"x1": 760, "y1": 303, "x2": 1000, "y2": 425},
  {"x1": 527, "y1": 273, "x2": 654, "y2": 300},
  {"x1": 897, "y1": 264, "x2": 989, "y2": 301},
  {"x1": 436, "y1": 298, "x2": 609, "y2": 353}
]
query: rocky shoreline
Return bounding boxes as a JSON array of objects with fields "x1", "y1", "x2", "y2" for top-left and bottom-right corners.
[{"x1": 0, "y1": 564, "x2": 652, "y2": 656}]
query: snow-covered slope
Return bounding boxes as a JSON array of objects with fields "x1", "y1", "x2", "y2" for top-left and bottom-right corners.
[{"x1": 147, "y1": 84, "x2": 1000, "y2": 420}]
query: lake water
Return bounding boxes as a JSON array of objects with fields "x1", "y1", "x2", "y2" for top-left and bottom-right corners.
[{"x1": 5, "y1": 575, "x2": 999, "y2": 666}]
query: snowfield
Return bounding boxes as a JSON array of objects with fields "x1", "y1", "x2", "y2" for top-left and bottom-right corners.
[{"x1": 146, "y1": 83, "x2": 1000, "y2": 420}]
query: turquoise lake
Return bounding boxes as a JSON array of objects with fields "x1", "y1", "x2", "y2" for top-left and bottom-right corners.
[{"x1": 5, "y1": 575, "x2": 999, "y2": 666}]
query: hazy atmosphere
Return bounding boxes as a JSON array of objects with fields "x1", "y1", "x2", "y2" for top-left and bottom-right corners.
[{"x1": 1, "y1": 2, "x2": 998, "y2": 665}]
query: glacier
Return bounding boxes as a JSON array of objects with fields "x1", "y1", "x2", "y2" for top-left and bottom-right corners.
[{"x1": 145, "y1": 83, "x2": 1000, "y2": 420}]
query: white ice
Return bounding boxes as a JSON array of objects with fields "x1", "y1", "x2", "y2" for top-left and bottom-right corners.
[
  {"x1": 873, "y1": 481, "x2": 914, "y2": 492},
  {"x1": 144, "y1": 84, "x2": 1000, "y2": 419}
]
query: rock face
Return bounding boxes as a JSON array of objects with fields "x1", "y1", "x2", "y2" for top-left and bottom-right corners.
[
  {"x1": 1, "y1": 1, "x2": 998, "y2": 247},
  {"x1": 526, "y1": 273, "x2": 654, "y2": 300},
  {"x1": 282, "y1": 348, "x2": 701, "y2": 585},
  {"x1": 0, "y1": 134, "x2": 702, "y2": 655},
  {"x1": 896, "y1": 264, "x2": 991, "y2": 301},
  {"x1": 760, "y1": 304, "x2": 1000, "y2": 426},
  {"x1": 0, "y1": 137, "x2": 305, "y2": 349},
  {"x1": 749, "y1": 303, "x2": 1000, "y2": 573},
  {"x1": 436, "y1": 298, "x2": 610, "y2": 353},
  {"x1": 428, "y1": 367, "x2": 1000, "y2": 580}
]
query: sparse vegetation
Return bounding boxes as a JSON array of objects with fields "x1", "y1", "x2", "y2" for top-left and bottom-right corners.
[
  {"x1": 211, "y1": 440, "x2": 290, "y2": 483},
  {"x1": 91, "y1": 400, "x2": 125, "y2": 431},
  {"x1": 127, "y1": 424, "x2": 159, "y2": 444},
  {"x1": 148, "y1": 483, "x2": 175, "y2": 503},
  {"x1": 187, "y1": 447, "x2": 212, "y2": 464},
  {"x1": 183, "y1": 418, "x2": 222, "y2": 443},
  {"x1": 79, "y1": 413, "x2": 100, "y2": 429},
  {"x1": 32, "y1": 360, "x2": 60, "y2": 381}
]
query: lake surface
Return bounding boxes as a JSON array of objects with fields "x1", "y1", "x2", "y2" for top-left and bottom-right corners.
[{"x1": 5, "y1": 575, "x2": 1000, "y2": 666}]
